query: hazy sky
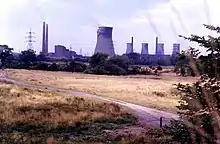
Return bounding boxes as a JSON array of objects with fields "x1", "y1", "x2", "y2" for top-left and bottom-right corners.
[{"x1": 0, "y1": 0, "x2": 220, "y2": 55}]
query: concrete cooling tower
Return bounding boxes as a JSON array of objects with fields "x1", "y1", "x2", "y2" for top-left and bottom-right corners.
[
  {"x1": 156, "y1": 43, "x2": 164, "y2": 55},
  {"x1": 141, "y1": 43, "x2": 149, "y2": 55},
  {"x1": 172, "y1": 43, "x2": 180, "y2": 55},
  {"x1": 126, "y1": 43, "x2": 133, "y2": 54},
  {"x1": 94, "y1": 26, "x2": 115, "y2": 56}
]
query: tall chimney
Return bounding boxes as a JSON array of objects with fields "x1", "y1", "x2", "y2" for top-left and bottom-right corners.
[
  {"x1": 42, "y1": 22, "x2": 46, "y2": 54},
  {"x1": 155, "y1": 37, "x2": 158, "y2": 55},
  {"x1": 131, "y1": 37, "x2": 134, "y2": 53},
  {"x1": 45, "y1": 24, "x2": 48, "y2": 54}
]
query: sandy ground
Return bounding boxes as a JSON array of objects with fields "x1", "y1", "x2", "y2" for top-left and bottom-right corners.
[{"x1": 7, "y1": 69, "x2": 197, "y2": 112}]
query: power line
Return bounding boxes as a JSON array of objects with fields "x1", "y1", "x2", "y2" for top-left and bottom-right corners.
[{"x1": 25, "y1": 28, "x2": 36, "y2": 50}]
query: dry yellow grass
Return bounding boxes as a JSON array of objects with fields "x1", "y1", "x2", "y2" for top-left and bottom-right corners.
[
  {"x1": 0, "y1": 82, "x2": 136, "y2": 143},
  {"x1": 0, "y1": 83, "x2": 127, "y2": 125},
  {"x1": 7, "y1": 69, "x2": 197, "y2": 112}
]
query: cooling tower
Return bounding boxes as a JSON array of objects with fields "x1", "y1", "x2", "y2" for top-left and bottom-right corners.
[
  {"x1": 126, "y1": 43, "x2": 133, "y2": 54},
  {"x1": 45, "y1": 24, "x2": 49, "y2": 54},
  {"x1": 156, "y1": 43, "x2": 164, "y2": 55},
  {"x1": 141, "y1": 43, "x2": 149, "y2": 55},
  {"x1": 94, "y1": 26, "x2": 115, "y2": 56},
  {"x1": 172, "y1": 43, "x2": 180, "y2": 55},
  {"x1": 42, "y1": 22, "x2": 46, "y2": 53}
]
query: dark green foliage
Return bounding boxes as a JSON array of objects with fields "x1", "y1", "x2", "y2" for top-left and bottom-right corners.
[
  {"x1": 48, "y1": 63, "x2": 59, "y2": 71},
  {"x1": 89, "y1": 53, "x2": 108, "y2": 68},
  {"x1": 124, "y1": 53, "x2": 140, "y2": 65},
  {"x1": 0, "y1": 45, "x2": 13, "y2": 68},
  {"x1": 107, "y1": 55, "x2": 130, "y2": 71},
  {"x1": 104, "y1": 63, "x2": 127, "y2": 75},
  {"x1": 163, "y1": 120, "x2": 192, "y2": 144},
  {"x1": 19, "y1": 49, "x2": 37, "y2": 67},
  {"x1": 34, "y1": 63, "x2": 49, "y2": 70},
  {"x1": 37, "y1": 52, "x2": 47, "y2": 61},
  {"x1": 166, "y1": 25, "x2": 220, "y2": 143},
  {"x1": 157, "y1": 66, "x2": 163, "y2": 71},
  {"x1": 67, "y1": 61, "x2": 87, "y2": 72},
  {"x1": 86, "y1": 53, "x2": 149, "y2": 75}
]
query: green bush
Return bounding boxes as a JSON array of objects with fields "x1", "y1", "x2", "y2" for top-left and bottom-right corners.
[
  {"x1": 104, "y1": 63, "x2": 127, "y2": 75},
  {"x1": 34, "y1": 63, "x2": 49, "y2": 70},
  {"x1": 163, "y1": 120, "x2": 192, "y2": 144},
  {"x1": 48, "y1": 63, "x2": 59, "y2": 71}
]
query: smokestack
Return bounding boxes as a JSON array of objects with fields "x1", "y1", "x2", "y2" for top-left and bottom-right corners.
[
  {"x1": 155, "y1": 37, "x2": 158, "y2": 55},
  {"x1": 94, "y1": 26, "x2": 115, "y2": 56},
  {"x1": 42, "y1": 22, "x2": 46, "y2": 53},
  {"x1": 131, "y1": 37, "x2": 134, "y2": 53},
  {"x1": 45, "y1": 24, "x2": 48, "y2": 54}
]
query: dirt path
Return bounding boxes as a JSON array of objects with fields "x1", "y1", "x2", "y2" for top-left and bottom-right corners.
[{"x1": 0, "y1": 70, "x2": 179, "y2": 127}]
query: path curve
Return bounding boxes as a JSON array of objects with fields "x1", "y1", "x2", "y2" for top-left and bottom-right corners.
[{"x1": 0, "y1": 70, "x2": 179, "y2": 127}]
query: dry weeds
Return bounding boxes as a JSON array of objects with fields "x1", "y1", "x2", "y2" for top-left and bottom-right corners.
[
  {"x1": 0, "y1": 82, "x2": 136, "y2": 143},
  {"x1": 7, "y1": 69, "x2": 197, "y2": 112}
]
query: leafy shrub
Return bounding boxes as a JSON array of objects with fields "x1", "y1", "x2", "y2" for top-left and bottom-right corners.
[
  {"x1": 48, "y1": 63, "x2": 59, "y2": 71},
  {"x1": 163, "y1": 120, "x2": 192, "y2": 144},
  {"x1": 157, "y1": 66, "x2": 163, "y2": 71},
  {"x1": 104, "y1": 63, "x2": 127, "y2": 75},
  {"x1": 34, "y1": 63, "x2": 49, "y2": 70}
]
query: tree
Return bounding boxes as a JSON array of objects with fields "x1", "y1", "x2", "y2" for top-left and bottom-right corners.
[
  {"x1": 166, "y1": 25, "x2": 220, "y2": 144},
  {"x1": 0, "y1": 45, "x2": 13, "y2": 68},
  {"x1": 48, "y1": 63, "x2": 58, "y2": 71},
  {"x1": 124, "y1": 52, "x2": 140, "y2": 65},
  {"x1": 89, "y1": 53, "x2": 108, "y2": 68},
  {"x1": 37, "y1": 52, "x2": 47, "y2": 61},
  {"x1": 19, "y1": 49, "x2": 37, "y2": 68},
  {"x1": 107, "y1": 55, "x2": 130, "y2": 71}
]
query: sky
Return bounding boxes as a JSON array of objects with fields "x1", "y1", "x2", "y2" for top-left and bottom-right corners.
[{"x1": 0, "y1": 0, "x2": 220, "y2": 55}]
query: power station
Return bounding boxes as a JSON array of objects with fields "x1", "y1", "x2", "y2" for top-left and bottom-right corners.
[
  {"x1": 94, "y1": 26, "x2": 115, "y2": 56},
  {"x1": 36, "y1": 22, "x2": 181, "y2": 64}
]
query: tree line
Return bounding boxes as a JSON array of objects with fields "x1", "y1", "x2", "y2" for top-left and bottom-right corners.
[{"x1": 0, "y1": 47, "x2": 162, "y2": 75}]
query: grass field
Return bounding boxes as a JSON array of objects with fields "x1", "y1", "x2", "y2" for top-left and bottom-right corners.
[
  {"x1": 0, "y1": 82, "x2": 140, "y2": 143},
  {"x1": 7, "y1": 69, "x2": 197, "y2": 113}
]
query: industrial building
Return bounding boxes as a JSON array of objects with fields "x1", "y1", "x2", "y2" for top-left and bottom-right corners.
[
  {"x1": 94, "y1": 26, "x2": 115, "y2": 56},
  {"x1": 54, "y1": 45, "x2": 76, "y2": 58}
]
